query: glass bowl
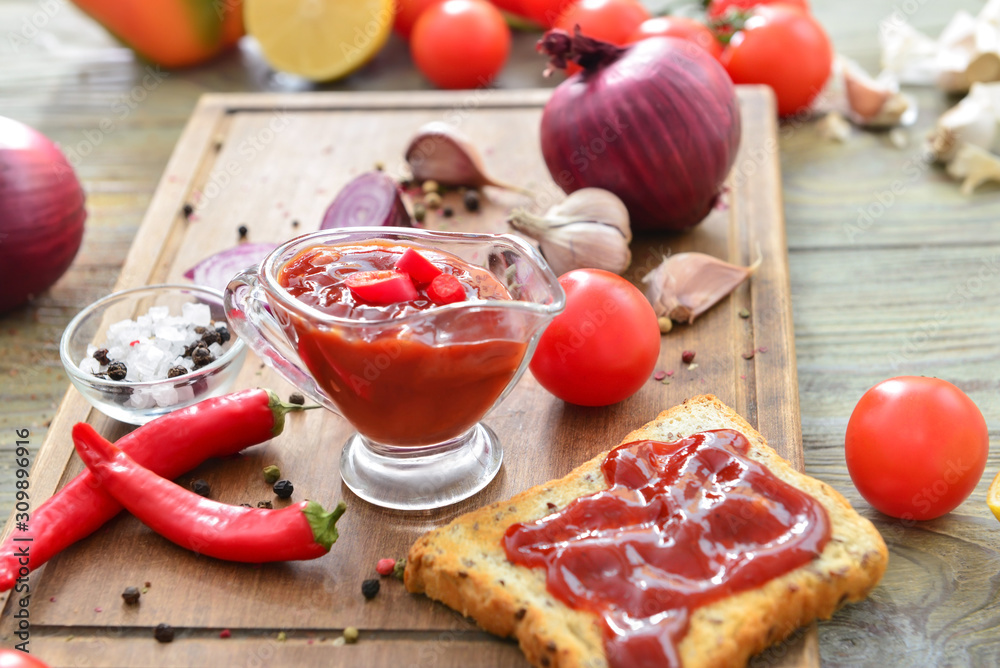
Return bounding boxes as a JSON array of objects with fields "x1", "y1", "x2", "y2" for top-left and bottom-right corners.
[
  {"x1": 226, "y1": 228, "x2": 565, "y2": 510},
  {"x1": 60, "y1": 284, "x2": 248, "y2": 425}
]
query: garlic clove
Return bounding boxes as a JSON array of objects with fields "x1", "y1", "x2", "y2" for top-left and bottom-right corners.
[
  {"x1": 404, "y1": 122, "x2": 529, "y2": 194},
  {"x1": 945, "y1": 142, "x2": 1000, "y2": 195},
  {"x1": 507, "y1": 188, "x2": 633, "y2": 276},
  {"x1": 642, "y1": 252, "x2": 762, "y2": 325},
  {"x1": 928, "y1": 81, "x2": 1000, "y2": 162}
]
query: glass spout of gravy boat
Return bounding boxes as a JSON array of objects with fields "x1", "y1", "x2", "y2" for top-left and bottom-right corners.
[{"x1": 225, "y1": 227, "x2": 565, "y2": 511}]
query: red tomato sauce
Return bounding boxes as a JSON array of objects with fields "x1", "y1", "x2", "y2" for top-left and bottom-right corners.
[
  {"x1": 503, "y1": 429, "x2": 832, "y2": 667},
  {"x1": 277, "y1": 241, "x2": 527, "y2": 446}
]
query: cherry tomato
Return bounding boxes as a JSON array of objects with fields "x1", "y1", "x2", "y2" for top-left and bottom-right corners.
[
  {"x1": 0, "y1": 650, "x2": 51, "y2": 668},
  {"x1": 845, "y1": 377, "x2": 989, "y2": 521},
  {"x1": 719, "y1": 5, "x2": 832, "y2": 116},
  {"x1": 511, "y1": 0, "x2": 567, "y2": 28},
  {"x1": 628, "y1": 16, "x2": 723, "y2": 61},
  {"x1": 555, "y1": 0, "x2": 651, "y2": 47},
  {"x1": 394, "y1": 0, "x2": 447, "y2": 39},
  {"x1": 530, "y1": 269, "x2": 660, "y2": 407},
  {"x1": 708, "y1": 0, "x2": 810, "y2": 20},
  {"x1": 411, "y1": 0, "x2": 511, "y2": 89}
]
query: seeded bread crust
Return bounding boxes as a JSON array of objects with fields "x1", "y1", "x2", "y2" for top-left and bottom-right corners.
[{"x1": 405, "y1": 395, "x2": 888, "y2": 668}]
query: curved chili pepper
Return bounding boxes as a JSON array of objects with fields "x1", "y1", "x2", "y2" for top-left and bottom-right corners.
[
  {"x1": 72, "y1": 423, "x2": 346, "y2": 562},
  {"x1": 0, "y1": 389, "x2": 309, "y2": 591}
]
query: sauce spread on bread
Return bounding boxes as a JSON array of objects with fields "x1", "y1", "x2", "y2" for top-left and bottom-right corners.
[
  {"x1": 277, "y1": 241, "x2": 526, "y2": 446},
  {"x1": 502, "y1": 429, "x2": 831, "y2": 668}
]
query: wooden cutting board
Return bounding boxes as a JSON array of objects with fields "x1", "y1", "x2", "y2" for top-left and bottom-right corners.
[{"x1": 0, "y1": 87, "x2": 812, "y2": 667}]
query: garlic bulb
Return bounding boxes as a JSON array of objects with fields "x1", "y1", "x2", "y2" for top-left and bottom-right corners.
[
  {"x1": 405, "y1": 122, "x2": 529, "y2": 194},
  {"x1": 507, "y1": 188, "x2": 631, "y2": 276},
  {"x1": 642, "y1": 251, "x2": 762, "y2": 326}
]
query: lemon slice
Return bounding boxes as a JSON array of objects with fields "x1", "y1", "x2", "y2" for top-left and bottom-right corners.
[
  {"x1": 989, "y1": 471, "x2": 1000, "y2": 523},
  {"x1": 245, "y1": 0, "x2": 394, "y2": 81}
]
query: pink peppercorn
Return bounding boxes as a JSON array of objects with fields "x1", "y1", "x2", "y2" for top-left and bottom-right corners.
[
  {"x1": 376, "y1": 558, "x2": 396, "y2": 576},
  {"x1": 220, "y1": 629, "x2": 231, "y2": 639}
]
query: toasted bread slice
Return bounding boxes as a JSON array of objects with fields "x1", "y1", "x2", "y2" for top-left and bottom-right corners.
[{"x1": 405, "y1": 395, "x2": 888, "y2": 668}]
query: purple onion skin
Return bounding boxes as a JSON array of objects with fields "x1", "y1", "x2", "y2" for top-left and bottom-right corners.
[
  {"x1": 321, "y1": 171, "x2": 412, "y2": 230},
  {"x1": 0, "y1": 116, "x2": 86, "y2": 313},
  {"x1": 540, "y1": 36, "x2": 741, "y2": 233}
]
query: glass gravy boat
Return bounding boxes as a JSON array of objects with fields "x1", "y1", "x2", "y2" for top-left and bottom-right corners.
[{"x1": 225, "y1": 228, "x2": 565, "y2": 510}]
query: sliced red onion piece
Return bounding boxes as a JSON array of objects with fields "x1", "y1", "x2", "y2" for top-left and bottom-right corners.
[
  {"x1": 320, "y1": 171, "x2": 412, "y2": 229},
  {"x1": 183, "y1": 242, "x2": 279, "y2": 294}
]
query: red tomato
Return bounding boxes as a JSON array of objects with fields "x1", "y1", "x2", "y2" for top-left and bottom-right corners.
[
  {"x1": 0, "y1": 650, "x2": 51, "y2": 668},
  {"x1": 529, "y1": 269, "x2": 660, "y2": 407},
  {"x1": 845, "y1": 377, "x2": 989, "y2": 521},
  {"x1": 515, "y1": 0, "x2": 573, "y2": 29},
  {"x1": 411, "y1": 0, "x2": 511, "y2": 89},
  {"x1": 719, "y1": 5, "x2": 832, "y2": 116},
  {"x1": 394, "y1": 0, "x2": 447, "y2": 39},
  {"x1": 555, "y1": 0, "x2": 650, "y2": 45},
  {"x1": 628, "y1": 16, "x2": 723, "y2": 61},
  {"x1": 708, "y1": 0, "x2": 810, "y2": 20}
]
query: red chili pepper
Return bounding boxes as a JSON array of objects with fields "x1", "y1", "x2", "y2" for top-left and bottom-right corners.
[
  {"x1": 0, "y1": 389, "x2": 308, "y2": 591},
  {"x1": 72, "y1": 423, "x2": 346, "y2": 562},
  {"x1": 427, "y1": 273, "x2": 466, "y2": 305}
]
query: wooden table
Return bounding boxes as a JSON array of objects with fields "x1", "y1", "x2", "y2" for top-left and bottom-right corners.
[{"x1": 1, "y1": 1, "x2": 998, "y2": 665}]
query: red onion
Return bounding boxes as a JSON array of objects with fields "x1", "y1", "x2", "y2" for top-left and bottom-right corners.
[
  {"x1": 321, "y1": 171, "x2": 411, "y2": 229},
  {"x1": 537, "y1": 29, "x2": 741, "y2": 232},
  {"x1": 184, "y1": 242, "x2": 279, "y2": 294},
  {"x1": 0, "y1": 117, "x2": 86, "y2": 313}
]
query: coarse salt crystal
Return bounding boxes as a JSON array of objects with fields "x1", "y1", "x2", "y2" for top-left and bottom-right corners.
[
  {"x1": 79, "y1": 358, "x2": 100, "y2": 374},
  {"x1": 182, "y1": 302, "x2": 212, "y2": 327},
  {"x1": 208, "y1": 342, "x2": 224, "y2": 357},
  {"x1": 148, "y1": 306, "x2": 169, "y2": 321}
]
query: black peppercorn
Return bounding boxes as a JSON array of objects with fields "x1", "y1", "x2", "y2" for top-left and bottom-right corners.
[
  {"x1": 193, "y1": 326, "x2": 206, "y2": 334},
  {"x1": 154, "y1": 623, "x2": 175, "y2": 643},
  {"x1": 257, "y1": 500, "x2": 273, "y2": 509},
  {"x1": 273, "y1": 480, "x2": 294, "y2": 499},
  {"x1": 463, "y1": 190, "x2": 480, "y2": 212},
  {"x1": 238, "y1": 224, "x2": 248, "y2": 240},
  {"x1": 191, "y1": 345, "x2": 214, "y2": 368},
  {"x1": 107, "y1": 361, "x2": 127, "y2": 381},
  {"x1": 191, "y1": 479, "x2": 211, "y2": 497},
  {"x1": 201, "y1": 328, "x2": 221, "y2": 346},
  {"x1": 288, "y1": 392, "x2": 305, "y2": 406},
  {"x1": 361, "y1": 578, "x2": 380, "y2": 600},
  {"x1": 122, "y1": 586, "x2": 141, "y2": 605},
  {"x1": 93, "y1": 348, "x2": 110, "y2": 366},
  {"x1": 182, "y1": 203, "x2": 194, "y2": 219},
  {"x1": 239, "y1": 503, "x2": 252, "y2": 508},
  {"x1": 292, "y1": 220, "x2": 300, "y2": 228},
  {"x1": 216, "y1": 326, "x2": 231, "y2": 344},
  {"x1": 442, "y1": 206, "x2": 454, "y2": 218},
  {"x1": 413, "y1": 202, "x2": 427, "y2": 223},
  {"x1": 167, "y1": 366, "x2": 187, "y2": 379}
]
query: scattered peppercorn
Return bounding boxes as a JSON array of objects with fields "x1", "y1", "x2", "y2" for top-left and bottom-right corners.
[
  {"x1": 167, "y1": 366, "x2": 187, "y2": 379},
  {"x1": 463, "y1": 190, "x2": 480, "y2": 212},
  {"x1": 442, "y1": 206, "x2": 454, "y2": 218},
  {"x1": 343, "y1": 627, "x2": 360, "y2": 644},
  {"x1": 107, "y1": 361, "x2": 127, "y2": 381},
  {"x1": 239, "y1": 503, "x2": 252, "y2": 508},
  {"x1": 219, "y1": 629, "x2": 231, "y2": 639},
  {"x1": 653, "y1": 371, "x2": 667, "y2": 381},
  {"x1": 374, "y1": 161, "x2": 384, "y2": 171},
  {"x1": 422, "y1": 179, "x2": 439, "y2": 194},
  {"x1": 191, "y1": 345, "x2": 214, "y2": 368},
  {"x1": 194, "y1": 326, "x2": 206, "y2": 335},
  {"x1": 191, "y1": 479, "x2": 211, "y2": 497},
  {"x1": 238, "y1": 224, "x2": 248, "y2": 240},
  {"x1": 424, "y1": 192, "x2": 442, "y2": 210},
  {"x1": 93, "y1": 348, "x2": 110, "y2": 365},
  {"x1": 154, "y1": 623, "x2": 175, "y2": 643},
  {"x1": 288, "y1": 392, "x2": 305, "y2": 406},
  {"x1": 276, "y1": 631, "x2": 287, "y2": 642},
  {"x1": 738, "y1": 308, "x2": 751, "y2": 319},
  {"x1": 182, "y1": 203, "x2": 194, "y2": 219},
  {"x1": 376, "y1": 558, "x2": 396, "y2": 576},
  {"x1": 292, "y1": 220, "x2": 300, "y2": 228},
  {"x1": 201, "y1": 329, "x2": 221, "y2": 346},
  {"x1": 392, "y1": 558, "x2": 406, "y2": 581},
  {"x1": 262, "y1": 465, "x2": 282, "y2": 484},
  {"x1": 742, "y1": 351, "x2": 755, "y2": 360},
  {"x1": 273, "y1": 479, "x2": 294, "y2": 499},
  {"x1": 121, "y1": 586, "x2": 141, "y2": 605},
  {"x1": 216, "y1": 326, "x2": 231, "y2": 344},
  {"x1": 257, "y1": 500, "x2": 273, "y2": 509},
  {"x1": 361, "y1": 578, "x2": 380, "y2": 600},
  {"x1": 681, "y1": 350, "x2": 696, "y2": 364},
  {"x1": 413, "y1": 202, "x2": 427, "y2": 223}
]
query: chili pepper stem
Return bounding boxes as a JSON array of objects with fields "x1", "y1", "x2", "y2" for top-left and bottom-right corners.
[
  {"x1": 303, "y1": 500, "x2": 347, "y2": 550},
  {"x1": 265, "y1": 389, "x2": 321, "y2": 437}
]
